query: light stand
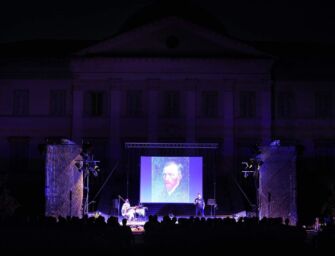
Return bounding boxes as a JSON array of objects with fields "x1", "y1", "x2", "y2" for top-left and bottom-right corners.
[
  {"x1": 83, "y1": 168, "x2": 90, "y2": 216},
  {"x1": 241, "y1": 157, "x2": 263, "y2": 217},
  {"x1": 207, "y1": 199, "x2": 217, "y2": 217},
  {"x1": 81, "y1": 156, "x2": 100, "y2": 216}
]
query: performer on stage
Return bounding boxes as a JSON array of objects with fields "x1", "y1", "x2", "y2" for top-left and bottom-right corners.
[
  {"x1": 121, "y1": 198, "x2": 135, "y2": 220},
  {"x1": 194, "y1": 193, "x2": 205, "y2": 217}
]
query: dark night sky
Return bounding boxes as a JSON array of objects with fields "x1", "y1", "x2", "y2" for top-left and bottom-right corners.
[{"x1": 1, "y1": 0, "x2": 335, "y2": 43}]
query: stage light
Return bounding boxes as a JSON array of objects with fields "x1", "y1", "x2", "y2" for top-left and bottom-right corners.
[
  {"x1": 74, "y1": 161, "x2": 83, "y2": 171},
  {"x1": 91, "y1": 165, "x2": 100, "y2": 177},
  {"x1": 94, "y1": 211, "x2": 101, "y2": 218},
  {"x1": 270, "y1": 140, "x2": 280, "y2": 147}
]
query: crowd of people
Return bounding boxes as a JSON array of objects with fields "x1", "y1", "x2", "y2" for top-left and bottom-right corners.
[{"x1": 0, "y1": 212, "x2": 334, "y2": 252}]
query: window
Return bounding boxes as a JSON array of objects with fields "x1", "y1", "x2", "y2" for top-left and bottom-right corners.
[
  {"x1": 166, "y1": 35, "x2": 179, "y2": 49},
  {"x1": 315, "y1": 91, "x2": 332, "y2": 119},
  {"x1": 13, "y1": 89, "x2": 29, "y2": 115},
  {"x1": 50, "y1": 90, "x2": 66, "y2": 116},
  {"x1": 202, "y1": 91, "x2": 218, "y2": 118},
  {"x1": 8, "y1": 137, "x2": 30, "y2": 172},
  {"x1": 276, "y1": 91, "x2": 295, "y2": 119},
  {"x1": 239, "y1": 91, "x2": 256, "y2": 118},
  {"x1": 163, "y1": 91, "x2": 180, "y2": 117},
  {"x1": 126, "y1": 90, "x2": 142, "y2": 117},
  {"x1": 84, "y1": 91, "x2": 106, "y2": 117}
]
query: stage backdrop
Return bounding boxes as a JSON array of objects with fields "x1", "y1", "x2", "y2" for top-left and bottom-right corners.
[
  {"x1": 45, "y1": 141, "x2": 83, "y2": 218},
  {"x1": 258, "y1": 145, "x2": 297, "y2": 225}
]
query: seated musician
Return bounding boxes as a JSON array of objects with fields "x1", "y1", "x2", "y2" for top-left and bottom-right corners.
[
  {"x1": 134, "y1": 203, "x2": 147, "y2": 218},
  {"x1": 121, "y1": 198, "x2": 135, "y2": 220}
]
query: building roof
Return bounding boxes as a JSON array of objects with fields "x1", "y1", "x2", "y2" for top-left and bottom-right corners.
[
  {"x1": 1, "y1": 1, "x2": 335, "y2": 81},
  {"x1": 117, "y1": 0, "x2": 226, "y2": 36}
]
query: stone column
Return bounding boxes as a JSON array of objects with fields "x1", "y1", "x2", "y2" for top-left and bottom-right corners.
[
  {"x1": 71, "y1": 81, "x2": 84, "y2": 144},
  {"x1": 147, "y1": 80, "x2": 159, "y2": 142},
  {"x1": 185, "y1": 80, "x2": 197, "y2": 142},
  {"x1": 260, "y1": 82, "x2": 272, "y2": 145},
  {"x1": 223, "y1": 82, "x2": 235, "y2": 174},
  {"x1": 109, "y1": 82, "x2": 122, "y2": 160}
]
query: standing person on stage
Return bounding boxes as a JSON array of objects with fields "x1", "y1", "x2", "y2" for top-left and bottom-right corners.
[
  {"x1": 121, "y1": 198, "x2": 135, "y2": 221},
  {"x1": 194, "y1": 193, "x2": 205, "y2": 217}
]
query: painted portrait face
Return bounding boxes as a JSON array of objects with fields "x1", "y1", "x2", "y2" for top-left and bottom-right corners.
[{"x1": 162, "y1": 162, "x2": 182, "y2": 192}]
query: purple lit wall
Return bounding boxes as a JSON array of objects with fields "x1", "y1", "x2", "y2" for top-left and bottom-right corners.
[
  {"x1": 258, "y1": 145, "x2": 297, "y2": 225},
  {"x1": 45, "y1": 142, "x2": 83, "y2": 218},
  {"x1": 140, "y1": 156, "x2": 202, "y2": 203}
]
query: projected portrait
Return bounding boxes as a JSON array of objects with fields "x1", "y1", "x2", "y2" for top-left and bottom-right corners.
[
  {"x1": 151, "y1": 157, "x2": 190, "y2": 203},
  {"x1": 140, "y1": 156, "x2": 203, "y2": 203}
]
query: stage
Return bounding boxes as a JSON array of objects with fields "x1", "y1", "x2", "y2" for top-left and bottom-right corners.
[{"x1": 89, "y1": 211, "x2": 247, "y2": 233}]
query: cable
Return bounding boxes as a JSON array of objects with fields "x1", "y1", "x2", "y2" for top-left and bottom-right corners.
[{"x1": 91, "y1": 161, "x2": 119, "y2": 202}]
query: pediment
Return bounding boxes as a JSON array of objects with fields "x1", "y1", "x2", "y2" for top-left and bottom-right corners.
[{"x1": 77, "y1": 17, "x2": 269, "y2": 58}]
